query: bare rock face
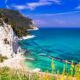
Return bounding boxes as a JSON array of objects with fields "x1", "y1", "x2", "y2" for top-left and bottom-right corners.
[{"x1": 0, "y1": 18, "x2": 19, "y2": 58}]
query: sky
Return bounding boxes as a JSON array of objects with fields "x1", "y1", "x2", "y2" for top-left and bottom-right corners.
[{"x1": 0, "y1": 0, "x2": 80, "y2": 27}]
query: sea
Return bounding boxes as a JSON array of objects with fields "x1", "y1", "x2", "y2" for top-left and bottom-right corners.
[{"x1": 19, "y1": 28, "x2": 80, "y2": 73}]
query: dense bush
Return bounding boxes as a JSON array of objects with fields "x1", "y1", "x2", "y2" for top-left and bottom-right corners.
[{"x1": 0, "y1": 8, "x2": 34, "y2": 37}]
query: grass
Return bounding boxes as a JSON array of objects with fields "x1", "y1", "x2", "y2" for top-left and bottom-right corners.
[
  {"x1": 0, "y1": 59, "x2": 80, "y2": 80},
  {"x1": 0, "y1": 67, "x2": 40, "y2": 80}
]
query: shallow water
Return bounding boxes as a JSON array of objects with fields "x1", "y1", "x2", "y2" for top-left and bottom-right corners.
[{"x1": 19, "y1": 28, "x2": 80, "y2": 73}]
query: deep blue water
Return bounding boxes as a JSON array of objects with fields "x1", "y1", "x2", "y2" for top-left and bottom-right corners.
[{"x1": 19, "y1": 28, "x2": 80, "y2": 73}]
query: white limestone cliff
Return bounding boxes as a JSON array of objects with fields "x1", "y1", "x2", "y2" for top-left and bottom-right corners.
[
  {"x1": 0, "y1": 18, "x2": 20, "y2": 58},
  {"x1": 0, "y1": 18, "x2": 37, "y2": 69}
]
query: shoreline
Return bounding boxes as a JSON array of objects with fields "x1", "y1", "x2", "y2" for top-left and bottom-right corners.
[
  {"x1": 19, "y1": 35, "x2": 36, "y2": 40},
  {"x1": 0, "y1": 27, "x2": 40, "y2": 71},
  {"x1": 27, "y1": 27, "x2": 39, "y2": 31}
]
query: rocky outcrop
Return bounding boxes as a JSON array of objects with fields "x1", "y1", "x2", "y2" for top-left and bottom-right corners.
[
  {"x1": 0, "y1": 8, "x2": 38, "y2": 59},
  {"x1": 0, "y1": 9, "x2": 38, "y2": 69}
]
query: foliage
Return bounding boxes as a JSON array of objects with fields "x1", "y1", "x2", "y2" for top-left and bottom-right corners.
[
  {"x1": 0, "y1": 54, "x2": 8, "y2": 63},
  {"x1": 0, "y1": 60, "x2": 80, "y2": 80},
  {"x1": 0, "y1": 8, "x2": 34, "y2": 37}
]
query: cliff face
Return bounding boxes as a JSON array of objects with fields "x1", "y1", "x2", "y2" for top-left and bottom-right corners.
[
  {"x1": 0, "y1": 18, "x2": 19, "y2": 58},
  {"x1": 0, "y1": 8, "x2": 37, "y2": 58}
]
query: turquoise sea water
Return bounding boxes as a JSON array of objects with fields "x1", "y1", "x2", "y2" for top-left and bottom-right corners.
[{"x1": 19, "y1": 28, "x2": 80, "y2": 73}]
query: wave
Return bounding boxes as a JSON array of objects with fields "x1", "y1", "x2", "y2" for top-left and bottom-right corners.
[{"x1": 19, "y1": 35, "x2": 36, "y2": 40}]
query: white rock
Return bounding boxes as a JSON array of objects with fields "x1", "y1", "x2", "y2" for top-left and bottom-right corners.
[
  {"x1": 33, "y1": 68, "x2": 41, "y2": 72},
  {"x1": 0, "y1": 19, "x2": 19, "y2": 58}
]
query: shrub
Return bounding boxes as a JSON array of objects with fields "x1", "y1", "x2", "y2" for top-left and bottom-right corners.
[{"x1": 0, "y1": 54, "x2": 8, "y2": 63}]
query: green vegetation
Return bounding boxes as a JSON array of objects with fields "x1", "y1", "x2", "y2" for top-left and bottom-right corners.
[
  {"x1": 0, "y1": 8, "x2": 34, "y2": 37},
  {"x1": 0, "y1": 67, "x2": 39, "y2": 80},
  {"x1": 0, "y1": 54, "x2": 8, "y2": 63},
  {"x1": 0, "y1": 60, "x2": 80, "y2": 80}
]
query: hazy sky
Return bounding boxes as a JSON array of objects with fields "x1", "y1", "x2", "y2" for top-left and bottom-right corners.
[{"x1": 0, "y1": 0, "x2": 80, "y2": 27}]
